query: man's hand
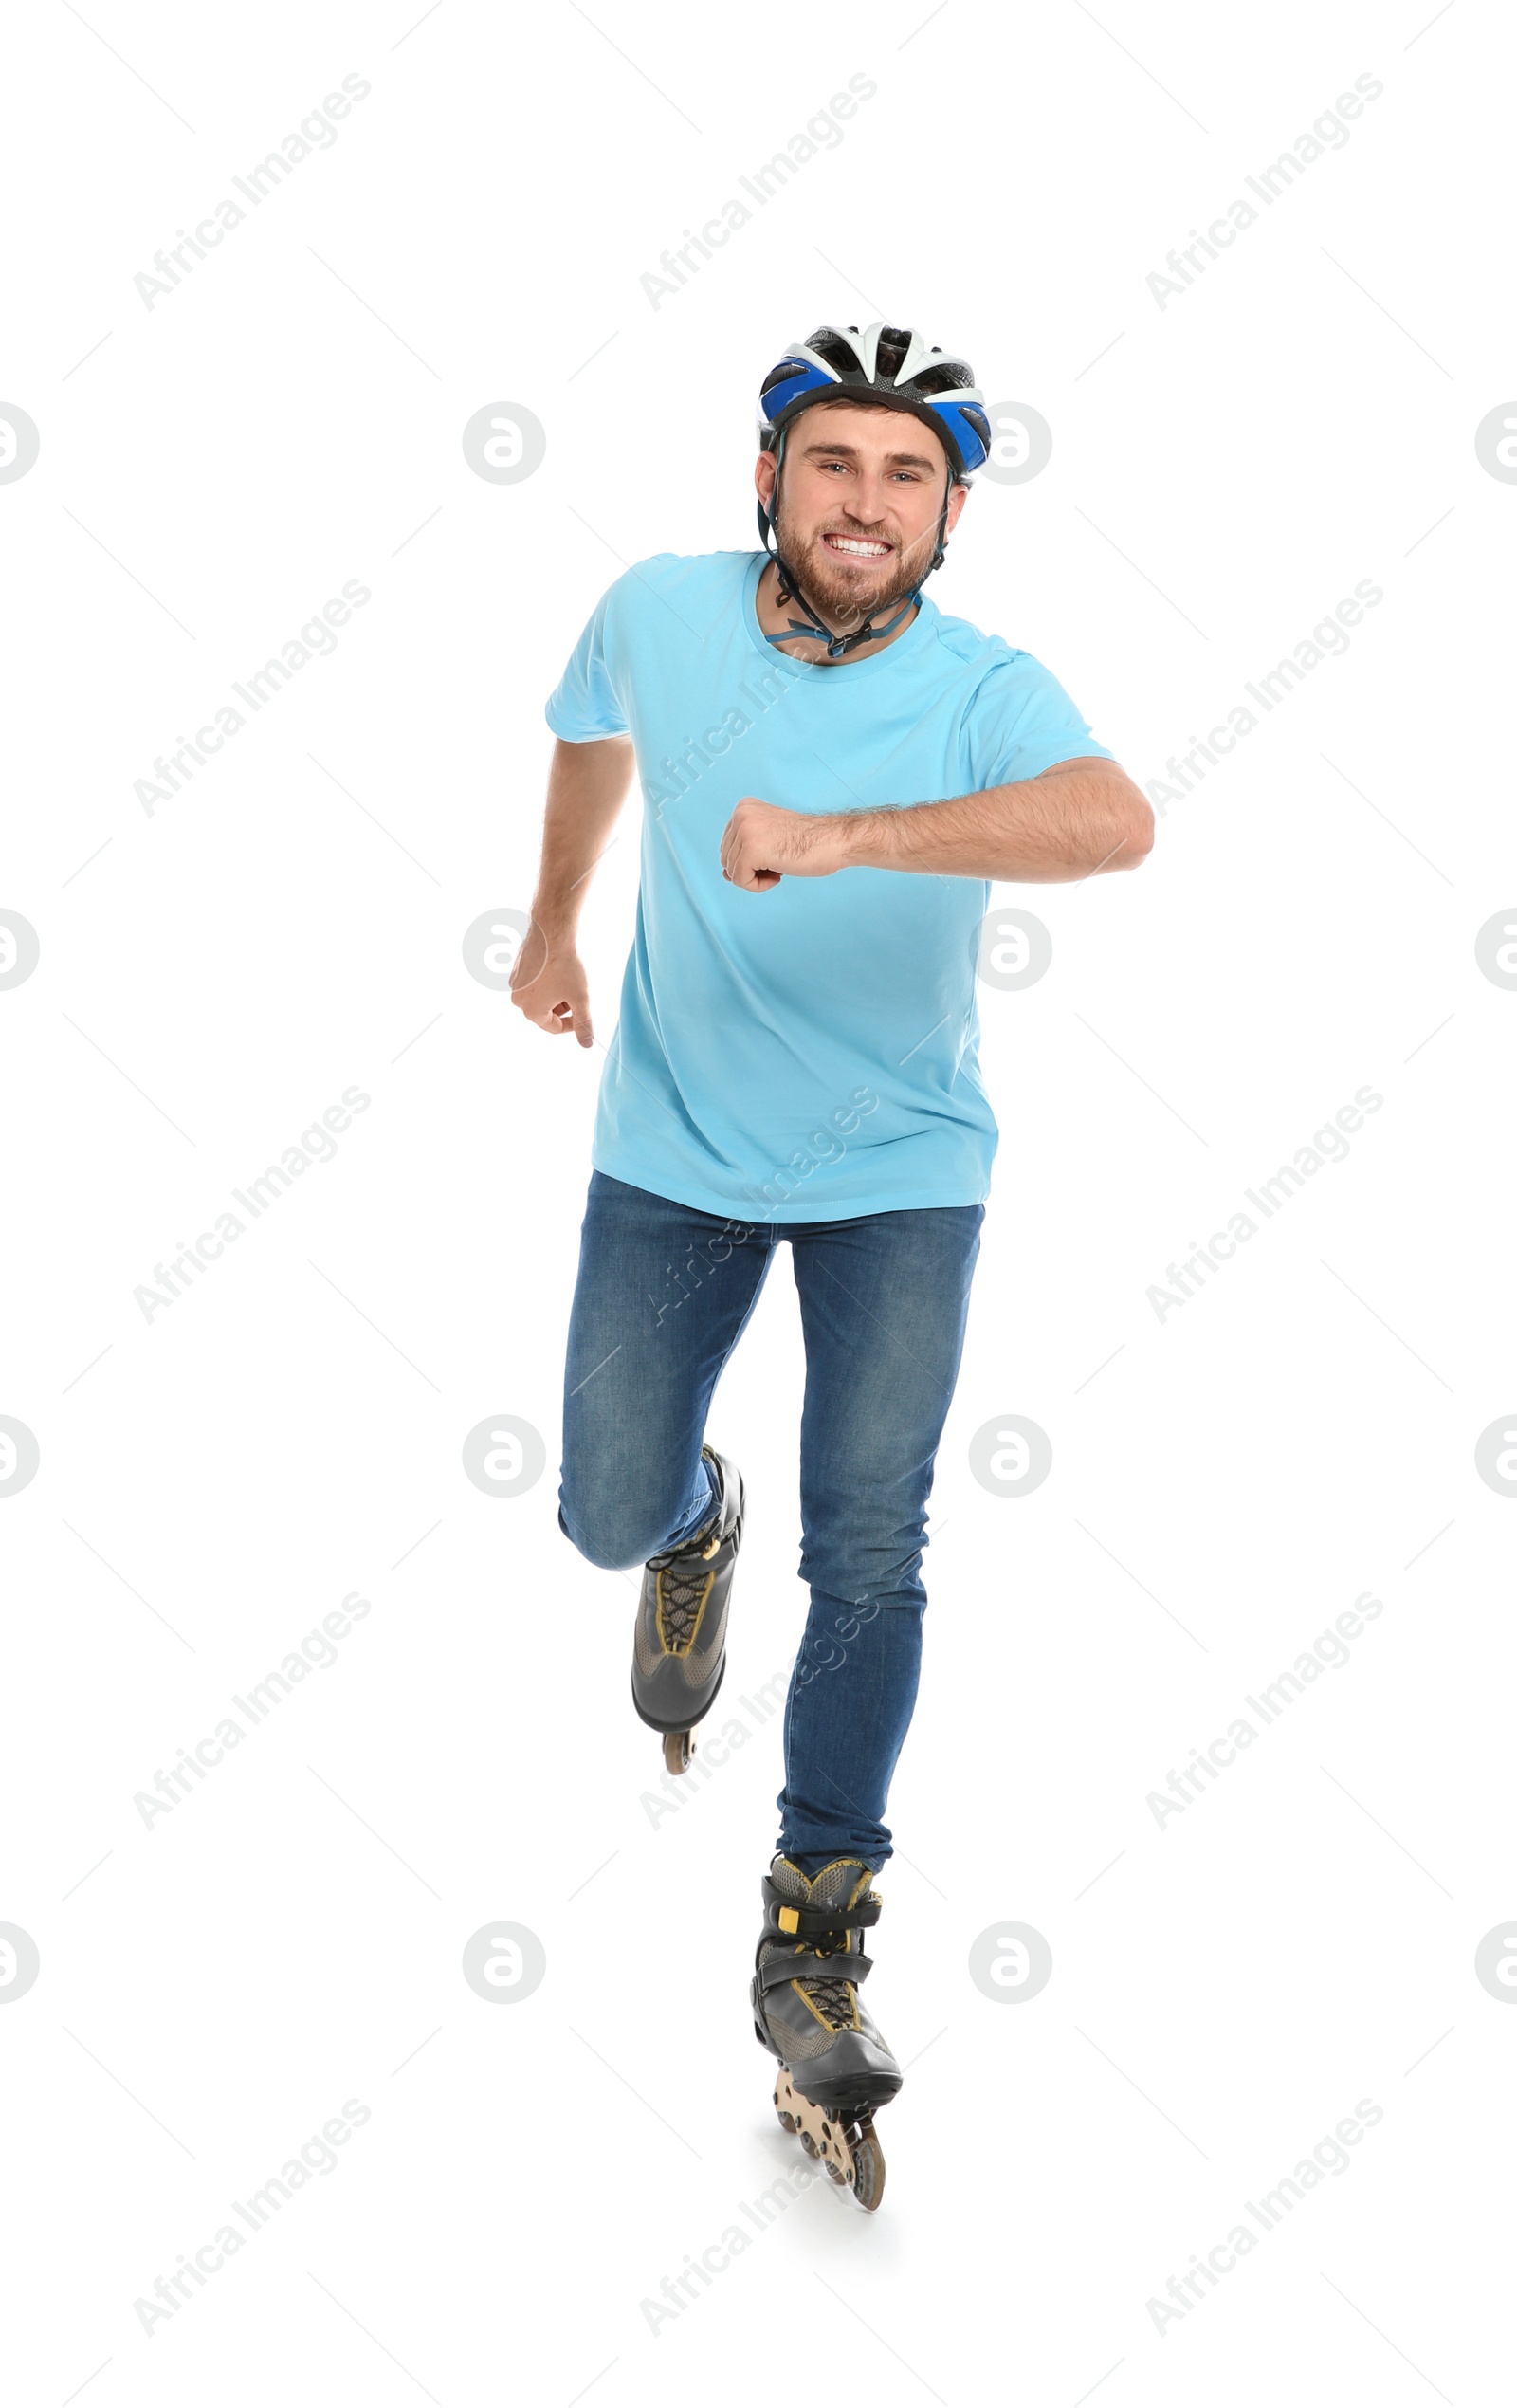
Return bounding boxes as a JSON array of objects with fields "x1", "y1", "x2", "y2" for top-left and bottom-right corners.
[
  {"x1": 719, "y1": 797, "x2": 848, "y2": 892},
  {"x1": 509, "y1": 924, "x2": 594, "y2": 1046}
]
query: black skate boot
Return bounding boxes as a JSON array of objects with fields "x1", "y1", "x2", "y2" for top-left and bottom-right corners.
[
  {"x1": 631, "y1": 1445, "x2": 744, "y2": 1776},
  {"x1": 750, "y1": 1856, "x2": 901, "y2": 2210}
]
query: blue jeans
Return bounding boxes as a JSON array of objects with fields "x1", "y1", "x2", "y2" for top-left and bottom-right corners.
[{"x1": 557, "y1": 1171, "x2": 983, "y2": 1873}]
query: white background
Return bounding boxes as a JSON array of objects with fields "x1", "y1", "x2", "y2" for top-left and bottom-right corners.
[{"x1": 2, "y1": 2, "x2": 1513, "y2": 2401}]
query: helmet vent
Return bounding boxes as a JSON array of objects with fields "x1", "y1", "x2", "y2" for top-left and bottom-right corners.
[
  {"x1": 910, "y1": 360, "x2": 975, "y2": 396},
  {"x1": 804, "y1": 326, "x2": 867, "y2": 377},
  {"x1": 759, "y1": 360, "x2": 809, "y2": 399},
  {"x1": 874, "y1": 325, "x2": 913, "y2": 382}
]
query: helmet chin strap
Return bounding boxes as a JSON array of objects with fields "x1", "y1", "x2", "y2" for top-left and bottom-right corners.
[{"x1": 757, "y1": 427, "x2": 951, "y2": 662}]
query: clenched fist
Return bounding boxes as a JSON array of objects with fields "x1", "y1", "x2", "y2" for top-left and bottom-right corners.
[{"x1": 719, "y1": 797, "x2": 850, "y2": 892}]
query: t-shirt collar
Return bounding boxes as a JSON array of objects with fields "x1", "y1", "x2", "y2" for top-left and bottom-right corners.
[{"x1": 741, "y1": 551, "x2": 935, "y2": 681}]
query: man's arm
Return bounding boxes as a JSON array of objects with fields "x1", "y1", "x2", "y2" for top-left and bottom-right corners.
[
  {"x1": 719, "y1": 758, "x2": 1153, "y2": 891},
  {"x1": 510, "y1": 734, "x2": 635, "y2": 1043}
]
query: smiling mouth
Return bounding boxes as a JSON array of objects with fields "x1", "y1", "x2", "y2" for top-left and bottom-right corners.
[{"x1": 820, "y1": 532, "x2": 893, "y2": 560}]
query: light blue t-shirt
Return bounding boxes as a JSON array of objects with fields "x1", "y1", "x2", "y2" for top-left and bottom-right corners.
[{"x1": 545, "y1": 550, "x2": 1111, "y2": 1223}]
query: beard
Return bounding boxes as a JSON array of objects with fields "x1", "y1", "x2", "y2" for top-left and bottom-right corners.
[{"x1": 772, "y1": 492, "x2": 937, "y2": 634}]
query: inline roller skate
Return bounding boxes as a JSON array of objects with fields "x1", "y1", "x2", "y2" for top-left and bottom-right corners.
[
  {"x1": 751, "y1": 1855, "x2": 901, "y2": 2210},
  {"x1": 630, "y1": 1444, "x2": 744, "y2": 1775}
]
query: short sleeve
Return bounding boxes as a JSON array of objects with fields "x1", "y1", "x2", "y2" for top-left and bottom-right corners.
[
  {"x1": 966, "y1": 651, "x2": 1113, "y2": 790},
  {"x1": 545, "y1": 583, "x2": 630, "y2": 741}
]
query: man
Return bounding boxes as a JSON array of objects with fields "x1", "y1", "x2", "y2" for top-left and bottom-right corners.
[{"x1": 514, "y1": 322, "x2": 1151, "y2": 2206}]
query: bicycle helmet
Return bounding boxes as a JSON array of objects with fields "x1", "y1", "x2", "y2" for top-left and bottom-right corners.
[{"x1": 754, "y1": 321, "x2": 991, "y2": 660}]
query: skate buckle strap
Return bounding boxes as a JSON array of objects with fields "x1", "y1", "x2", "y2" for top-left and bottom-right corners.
[
  {"x1": 758, "y1": 1947, "x2": 874, "y2": 1994},
  {"x1": 762, "y1": 1885, "x2": 881, "y2": 1944}
]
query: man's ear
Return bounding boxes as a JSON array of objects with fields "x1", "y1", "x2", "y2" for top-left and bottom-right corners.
[
  {"x1": 755, "y1": 450, "x2": 777, "y2": 508},
  {"x1": 943, "y1": 480, "x2": 970, "y2": 540}
]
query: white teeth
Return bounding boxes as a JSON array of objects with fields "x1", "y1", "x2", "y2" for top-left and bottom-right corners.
[{"x1": 825, "y1": 535, "x2": 890, "y2": 557}]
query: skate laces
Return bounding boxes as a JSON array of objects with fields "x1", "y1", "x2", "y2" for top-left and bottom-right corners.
[
  {"x1": 654, "y1": 1559, "x2": 713, "y2": 1652},
  {"x1": 648, "y1": 1464, "x2": 723, "y2": 1655},
  {"x1": 797, "y1": 1961, "x2": 856, "y2": 2029}
]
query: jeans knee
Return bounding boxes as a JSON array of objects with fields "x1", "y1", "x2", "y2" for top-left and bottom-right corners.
[
  {"x1": 803, "y1": 1584, "x2": 924, "y2": 1644},
  {"x1": 799, "y1": 1537, "x2": 925, "y2": 1613},
  {"x1": 558, "y1": 1494, "x2": 666, "y2": 1572},
  {"x1": 559, "y1": 1498, "x2": 630, "y2": 1571}
]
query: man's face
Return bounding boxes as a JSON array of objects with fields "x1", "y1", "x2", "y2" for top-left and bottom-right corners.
[{"x1": 755, "y1": 401, "x2": 967, "y2": 628}]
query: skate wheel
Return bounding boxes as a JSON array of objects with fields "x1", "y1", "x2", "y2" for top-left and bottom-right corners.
[
  {"x1": 663, "y1": 1728, "x2": 694, "y2": 1775},
  {"x1": 797, "y1": 2129, "x2": 819, "y2": 2158},
  {"x1": 850, "y1": 2121, "x2": 886, "y2": 2213}
]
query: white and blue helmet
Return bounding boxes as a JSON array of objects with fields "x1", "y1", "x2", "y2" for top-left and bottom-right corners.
[
  {"x1": 753, "y1": 320, "x2": 990, "y2": 658},
  {"x1": 757, "y1": 321, "x2": 991, "y2": 481}
]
